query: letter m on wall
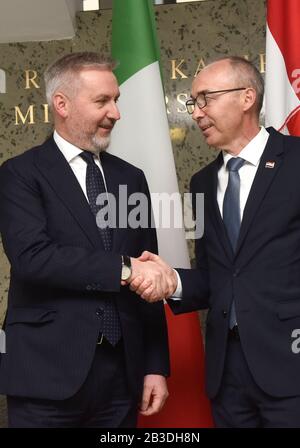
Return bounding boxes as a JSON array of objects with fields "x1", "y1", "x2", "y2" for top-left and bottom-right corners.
[{"x1": 0, "y1": 68, "x2": 6, "y2": 93}]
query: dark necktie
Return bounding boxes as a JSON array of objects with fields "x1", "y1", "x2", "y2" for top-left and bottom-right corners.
[
  {"x1": 80, "y1": 151, "x2": 121, "y2": 345},
  {"x1": 222, "y1": 156, "x2": 245, "y2": 328},
  {"x1": 80, "y1": 151, "x2": 112, "y2": 251}
]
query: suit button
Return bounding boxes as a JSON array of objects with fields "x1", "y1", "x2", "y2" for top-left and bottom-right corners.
[
  {"x1": 222, "y1": 310, "x2": 228, "y2": 318},
  {"x1": 96, "y1": 308, "x2": 103, "y2": 317},
  {"x1": 233, "y1": 268, "x2": 240, "y2": 277},
  {"x1": 86, "y1": 285, "x2": 92, "y2": 291}
]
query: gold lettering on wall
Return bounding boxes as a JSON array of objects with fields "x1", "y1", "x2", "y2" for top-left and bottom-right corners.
[
  {"x1": 42, "y1": 103, "x2": 50, "y2": 123},
  {"x1": 15, "y1": 105, "x2": 35, "y2": 125},
  {"x1": 194, "y1": 59, "x2": 206, "y2": 78},
  {"x1": 259, "y1": 53, "x2": 266, "y2": 74},
  {"x1": 171, "y1": 59, "x2": 188, "y2": 79},
  {"x1": 14, "y1": 104, "x2": 51, "y2": 125},
  {"x1": 177, "y1": 93, "x2": 188, "y2": 113},
  {"x1": 169, "y1": 54, "x2": 265, "y2": 79},
  {"x1": 25, "y1": 70, "x2": 40, "y2": 89}
]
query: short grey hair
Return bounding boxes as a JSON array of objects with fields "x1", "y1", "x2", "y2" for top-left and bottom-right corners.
[
  {"x1": 44, "y1": 52, "x2": 117, "y2": 107},
  {"x1": 214, "y1": 56, "x2": 264, "y2": 116}
]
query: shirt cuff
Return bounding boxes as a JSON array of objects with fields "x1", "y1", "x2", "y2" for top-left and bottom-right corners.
[{"x1": 169, "y1": 269, "x2": 182, "y2": 300}]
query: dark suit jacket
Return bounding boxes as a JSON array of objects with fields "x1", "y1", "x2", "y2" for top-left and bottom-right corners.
[
  {"x1": 171, "y1": 127, "x2": 300, "y2": 399},
  {"x1": 0, "y1": 136, "x2": 169, "y2": 400}
]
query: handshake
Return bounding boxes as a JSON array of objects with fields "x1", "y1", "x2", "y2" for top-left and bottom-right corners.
[{"x1": 122, "y1": 251, "x2": 178, "y2": 303}]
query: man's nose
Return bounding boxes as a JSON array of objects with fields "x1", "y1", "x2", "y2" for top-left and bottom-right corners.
[
  {"x1": 192, "y1": 104, "x2": 206, "y2": 121},
  {"x1": 107, "y1": 101, "x2": 121, "y2": 121}
]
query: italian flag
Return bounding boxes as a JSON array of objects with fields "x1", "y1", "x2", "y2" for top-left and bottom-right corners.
[
  {"x1": 265, "y1": 0, "x2": 300, "y2": 135},
  {"x1": 110, "y1": 0, "x2": 212, "y2": 428}
]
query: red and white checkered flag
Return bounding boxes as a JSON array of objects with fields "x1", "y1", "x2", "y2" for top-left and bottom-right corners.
[{"x1": 265, "y1": 0, "x2": 300, "y2": 135}]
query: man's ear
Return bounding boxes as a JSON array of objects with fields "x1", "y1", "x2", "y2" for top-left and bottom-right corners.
[
  {"x1": 52, "y1": 92, "x2": 69, "y2": 118},
  {"x1": 242, "y1": 87, "x2": 257, "y2": 112}
]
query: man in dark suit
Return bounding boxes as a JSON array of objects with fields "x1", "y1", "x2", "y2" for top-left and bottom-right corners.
[
  {"x1": 0, "y1": 52, "x2": 171, "y2": 427},
  {"x1": 132, "y1": 56, "x2": 300, "y2": 427}
]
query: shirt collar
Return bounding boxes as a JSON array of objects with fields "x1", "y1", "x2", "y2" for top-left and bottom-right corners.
[
  {"x1": 53, "y1": 130, "x2": 101, "y2": 163},
  {"x1": 222, "y1": 126, "x2": 270, "y2": 168},
  {"x1": 53, "y1": 130, "x2": 84, "y2": 163}
]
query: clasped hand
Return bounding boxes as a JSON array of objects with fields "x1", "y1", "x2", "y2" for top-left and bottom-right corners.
[{"x1": 122, "y1": 251, "x2": 177, "y2": 302}]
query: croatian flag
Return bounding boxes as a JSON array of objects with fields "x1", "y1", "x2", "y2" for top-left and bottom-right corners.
[{"x1": 265, "y1": 0, "x2": 300, "y2": 135}]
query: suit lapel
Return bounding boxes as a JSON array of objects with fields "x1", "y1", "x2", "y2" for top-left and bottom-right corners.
[
  {"x1": 235, "y1": 127, "x2": 284, "y2": 256},
  {"x1": 35, "y1": 137, "x2": 104, "y2": 248},
  {"x1": 207, "y1": 153, "x2": 234, "y2": 260}
]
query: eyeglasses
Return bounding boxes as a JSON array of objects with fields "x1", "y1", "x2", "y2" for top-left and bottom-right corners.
[{"x1": 185, "y1": 88, "x2": 247, "y2": 114}]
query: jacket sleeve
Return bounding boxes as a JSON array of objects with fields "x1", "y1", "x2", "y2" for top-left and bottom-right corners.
[
  {"x1": 168, "y1": 173, "x2": 210, "y2": 315},
  {"x1": 0, "y1": 159, "x2": 122, "y2": 292}
]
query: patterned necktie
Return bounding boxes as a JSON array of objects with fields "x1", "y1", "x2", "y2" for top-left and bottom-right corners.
[
  {"x1": 80, "y1": 151, "x2": 112, "y2": 251},
  {"x1": 222, "y1": 156, "x2": 245, "y2": 328},
  {"x1": 80, "y1": 151, "x2": 121, "y2": 345}
]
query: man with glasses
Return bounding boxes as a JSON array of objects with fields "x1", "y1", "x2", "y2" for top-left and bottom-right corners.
[
  {"x1": 186, "y1": 87, "x2": 247, "y2": 113},
  {"x1": 131, "y1": 56, "x2": 300, "y2": 427}
]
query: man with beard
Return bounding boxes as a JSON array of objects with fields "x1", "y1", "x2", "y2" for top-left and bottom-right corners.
[{"x1": 0, "y1": 52, "x2": 171, "y2": 427}]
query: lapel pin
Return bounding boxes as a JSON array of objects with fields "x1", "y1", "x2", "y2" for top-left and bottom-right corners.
[{"x1": 265, "y1": 161, "x2": 275, "y2": 169}]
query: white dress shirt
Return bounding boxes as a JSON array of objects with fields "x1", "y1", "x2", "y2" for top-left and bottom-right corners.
[
  {"x1": 53, "y1": 130, "x2": 108, "y2": 200},
  {"x1": 217, "y1": 127, "x2": 269, "y2": 220},
  {"x1": 173, "y1": 126, "x2": 270, "y2": 298}
]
